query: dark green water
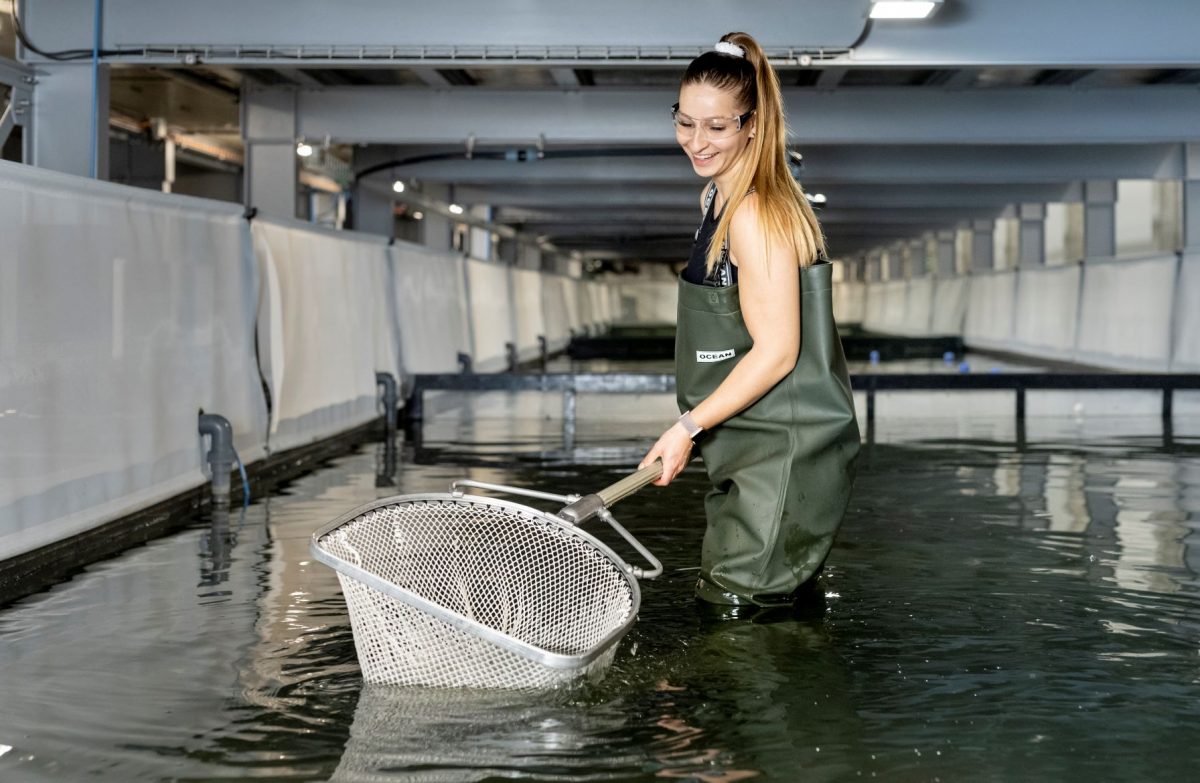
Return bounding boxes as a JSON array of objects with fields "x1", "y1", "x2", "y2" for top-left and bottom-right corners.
[{"x1": 1, "y1": 407, "x2": 1198, "y2": 781}]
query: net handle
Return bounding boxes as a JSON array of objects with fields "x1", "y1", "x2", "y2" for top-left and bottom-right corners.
[{"x1": 595, "y1": 460, "x2": 663, "y2": 507}]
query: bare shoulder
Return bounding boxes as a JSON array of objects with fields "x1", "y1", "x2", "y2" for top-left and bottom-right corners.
[
  {"x1": 697, "y1": 182, "x2": 711, "y2": 212},
  {"x1": 728, "y1": 192, "x2": 797, "y2": 271},
  {"x1": 728, "y1": 191, "x2": 762, "y2": 231}
]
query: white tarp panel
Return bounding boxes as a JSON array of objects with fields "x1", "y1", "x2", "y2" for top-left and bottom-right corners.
[
  {"x1": 512, "y1": 267, "x2": 546, "y2": 362},
  {"x1": 1172, "y1": 253, "x2": 1200, "y2": 370},
  {"x1": 1076, "y1": 254, "x2": 1176, "y2": 369},
  {"x1": 465, "y1": 258, "x2": 515, "y2": 371},
  {"x1": 562, "y1": 278, "x2": 584, "y2": 335},
  {"x1": 863, "y1": 281, "x2": 907, "y2": 334},
  {"x1": 0, "y1": 161, "x2": 267, "y2": 560},
  {"x1": 577, "y1": 281, "x2": 597, "y2": 333},
  {"x1": 1012, "y1": 263, "x2": 1081, "y2": 360},
  {"x1": 930, "y1": 277, "x2": 968, "y2": 335},
  {"x1": 833, "y1": 281, "x2": 866, "y2": 325},
  {"x1": 963, "y1": 271, "x2": 1017, "y2": 349},
  {"x1": 253, "y1": 219, "x2": 399, "y2": 452},
  {"x1": 613, "y1": 280, "x2": 678, "y2": 324},
  {"x1": 391, "y1": 244, "x2": 470, "y2": 374},
  {"x1": 541, "y1": 275, "x2": 572, "y2": 353},
  {"x1": 901, "y1": 277, "x2": 934, "y2": 336}
]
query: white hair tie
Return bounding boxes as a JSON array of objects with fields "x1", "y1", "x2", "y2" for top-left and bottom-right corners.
[{"x1": 713, "y1": 41, "x2": 746, "y2": 58}]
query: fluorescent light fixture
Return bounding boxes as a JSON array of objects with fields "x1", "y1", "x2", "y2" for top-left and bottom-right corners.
[
  {"x1": 392, "y1": 180, "x2": 405, "y2": 193},
  {"x1": 447, "y1": 203, "x2": 465, "y2": 215},
  {"x1": 295, "y1": 142, "x2": 314, "y2": 157},
  {"x1": 870, "y1": 1, "x2": 941, "y2": 20}
]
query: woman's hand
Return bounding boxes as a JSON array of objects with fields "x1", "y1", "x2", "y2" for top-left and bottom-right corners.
[{"x1": 639, "y1": 422, "x2": 694, "y2": 486}]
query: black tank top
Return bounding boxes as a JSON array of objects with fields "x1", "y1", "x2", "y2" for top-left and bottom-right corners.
[{"x1": 683, "y1": 183, "x2": 745, "y2": 287}]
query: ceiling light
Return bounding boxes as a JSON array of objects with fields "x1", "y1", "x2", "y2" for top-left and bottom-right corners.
[
  {"x1": 447, "y1": 203, "x2": 465, "y2": 215},
  {"x1": 806, "y1": 192, "x2": 827, "y2": 204},
  {"x1": 295, "y1": 141, "x2": 313, "y2": 157},
  {"x1": 412, "y1": 211, "x2": 424, "y2": 220},
  {"x1": 392, "y1": 180, "x2": 405, "y2": 193},
  {"x1": 869, "y1": 1, "x2": 942, "y2": 20}
]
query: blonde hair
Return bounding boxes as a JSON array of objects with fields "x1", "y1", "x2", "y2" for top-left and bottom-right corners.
[{"x1": 682, "y1": 31, "x2": 827, "y2": 274}]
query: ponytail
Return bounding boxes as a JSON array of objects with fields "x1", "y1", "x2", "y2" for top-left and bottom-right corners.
[{"x1": 683, "y1": 32, "x2": 827, "y2": 274}]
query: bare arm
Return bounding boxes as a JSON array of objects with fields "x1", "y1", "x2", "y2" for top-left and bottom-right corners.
[{"x1": 640, "y1": 195, "x2": 801, "y2": 485}]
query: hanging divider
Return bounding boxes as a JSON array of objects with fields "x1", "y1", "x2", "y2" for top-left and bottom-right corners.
[
  {"x1": 902, "y1": 277, "x2": 934, "y2": 336},
  {"x1": 962, "y1": 270, "x2": 1018, "y2": 351},
  {"x1": 465, "y1": 258, "x2": 517, "y2": 372},
  {"x1": 511, "y1": 267, "x2": 547, "y2": 363},
  {"x1": 930, "y1": 277, "x2": 968, "y2": 336},
  {"x1": 391, "y1": 243, "x2": 471, "y2": 374},
  {"x1": 0, "y1": 161, "x2": 267, "y2": 560},
  {"x1": 833, "y1": 280, "x2": 866, "y2": 326},
  {"x1": 563, "y1": 277, "x2": 584, "y2": 336},
  {"x1": 863, "y1": 280, "x2": 905, "y2": 334},
  {"x1": 252, "y1": 219, "x2": 398, "y2": 452},
  {"x1": 1172, "y1": 252, "x2": 1200, "y2": 371},
  {"x1": 540, "y1": 275, "x2": 572, "y2": 353},
  {"x1": 1075, "y1": 253, "x2": 1176, "y2": 370},
  {"x1": 1011, "y1": 263, "x2": 1081, "y2": 362},
  {"x1": 611, "y1": 279, "x2": 677, "y2": 325}
]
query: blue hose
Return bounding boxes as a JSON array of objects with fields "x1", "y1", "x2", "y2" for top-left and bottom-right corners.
[
  {"x1": 89, "y1": 0, "x2": 102, "y2": 179},
  {"x1": 234, "y1": 449, "x2": 250, "y2": 508}
]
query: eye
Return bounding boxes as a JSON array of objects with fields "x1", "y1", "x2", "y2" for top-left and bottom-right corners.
[
  {"x1": 707, "y1": 124, "x2": 728, "y2": 133},
  {"x1": 675, "y1": 118, "x2": 695, "y2": 128}
]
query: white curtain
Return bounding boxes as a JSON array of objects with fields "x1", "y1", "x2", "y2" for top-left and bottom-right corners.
[{"x1": 0, "y1": 161, "x2": 266, "y2": 559}]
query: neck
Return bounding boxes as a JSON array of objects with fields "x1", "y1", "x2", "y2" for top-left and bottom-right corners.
[{"x1": 711, "y1": 155, "x2": 752, "y2": 210}]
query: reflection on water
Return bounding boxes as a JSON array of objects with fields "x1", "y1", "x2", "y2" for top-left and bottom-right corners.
[{"x1": 0, "y1": 408, "x2": 1198, "y2": 782}]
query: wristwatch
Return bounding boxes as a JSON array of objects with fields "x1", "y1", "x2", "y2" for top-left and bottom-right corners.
[{"x1": 677, "y1": 410, "x2": 704, "y2": 440}]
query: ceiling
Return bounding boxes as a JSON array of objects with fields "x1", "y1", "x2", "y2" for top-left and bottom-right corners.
[{"x1": 12, "y1": 0, "x2": 1200, "y2": 266}]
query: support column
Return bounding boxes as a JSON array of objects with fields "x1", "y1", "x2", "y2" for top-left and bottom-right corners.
[
  {"x1": 242, "y1": 86, "x2": 298, "y2": 219},
  {"x1": 1184, "y1": 144, "x2": 1200, "y2": 251},
  {"x1": 421, "y1": 183, "x2": 453, "y2": 252},
  {"x1": 1083, "y1": 180, "x2": 1117, "y2": 259},
  {"x1": 469, "y1": 205, "x2": 494, "y2": 261},
  {"x1": 351, "y1": 145, "x2": 396, "y2": 237},
  {"x1": 906, "y1": 239, "x2": 927, "y2": 276},
  {"x1": 935, "y1": 230, "x2": 956, "y2": 277},
  {"x1": 971, "y1": 219, "x2": 994, "y2": 272},
  {"x1": 888, "y1": 242, "x2": 905, "y2": 280},
  {"x1": 1018, "y1": 203, "x2": 1046, "y2": 267},
  {"x1": 866, "y1": 249, "x2": 883, "y2": 282},
  {"x1": 30, "y1": 63, "x2": 108, "y2": 178}
]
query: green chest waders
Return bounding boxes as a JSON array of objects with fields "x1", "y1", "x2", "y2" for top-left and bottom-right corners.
[{"x1": 676, "y1": 262, "x2": 860, "y2": 606}]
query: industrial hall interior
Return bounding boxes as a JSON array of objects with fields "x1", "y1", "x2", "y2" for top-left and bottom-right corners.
[{"x1": 1, "y1": 1, "x2": 1199, "y2": 781}]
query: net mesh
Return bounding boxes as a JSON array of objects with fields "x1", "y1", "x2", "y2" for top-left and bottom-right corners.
[{"x1": 317, "y1": 498, "x2": 635, "y2": 689}]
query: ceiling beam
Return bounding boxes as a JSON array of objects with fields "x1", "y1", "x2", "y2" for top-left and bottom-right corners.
[
  {"x1": 25, "y1": 1, "x2": 1200, "y2": 68},
  {"x1": 391, "y1": 144, "x2": 1185, "y2": 186},
  {"x1": 24, "y1": 0, "x2": 868, "y2": 61},
  {"x1": 288, "y1": 86, "x2": 1200, "y2": 145}
]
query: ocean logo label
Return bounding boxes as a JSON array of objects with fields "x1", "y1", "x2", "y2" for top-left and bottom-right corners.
[{"x1": 696, "y1": 348, "x2": 736, "y2": 363}]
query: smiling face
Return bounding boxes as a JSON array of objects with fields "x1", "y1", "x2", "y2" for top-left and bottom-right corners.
[{"x1": 675, "y1": 81, "x2": 756, "y2": 180}]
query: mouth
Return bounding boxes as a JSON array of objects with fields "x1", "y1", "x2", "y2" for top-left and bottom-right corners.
[{"x1": 691, "y1": 152, "x2": 718, "y2": 166}]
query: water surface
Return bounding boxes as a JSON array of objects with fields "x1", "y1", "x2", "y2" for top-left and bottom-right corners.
[{"x1": 1, "y1": 405, "x2": 1198, "y2": 781}]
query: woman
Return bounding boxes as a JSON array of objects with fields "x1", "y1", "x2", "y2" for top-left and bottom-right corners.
[{"x1": 640, "y1": 32, "x2": 860, "y2": 608}]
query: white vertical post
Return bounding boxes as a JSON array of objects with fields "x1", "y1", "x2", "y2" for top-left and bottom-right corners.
[
  {"x1": 30, "y1": 63, "x2": 109, "y2": 178},
  {"x1": 1083, "y1": 180, "x2": 1117, "y2": 259},
  {"x1": 935, "y1": 230, "x2": 956, "y2": 277},
  {"x1": 1184, "y1": 144, "x2": 1200, "y2": 251},
  {"x1": 971, "y1": 219, "x2": 994, "y2": 272},
  {"x1": 1018, "y1": 203, "x2": 1046, "y2": 267},
  {"x1": 242, "y1": 86, "x2": 298, "y2": 219}
]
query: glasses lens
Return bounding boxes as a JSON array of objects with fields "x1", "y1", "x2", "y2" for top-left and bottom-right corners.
[{"x1": 672, "y1": 114, "x2": 740, "y2": 139}]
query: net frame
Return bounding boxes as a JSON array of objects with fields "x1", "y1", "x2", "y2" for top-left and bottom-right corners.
[{"x1": 312, "y1": 492, "x2": 643, "y2": 688}]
